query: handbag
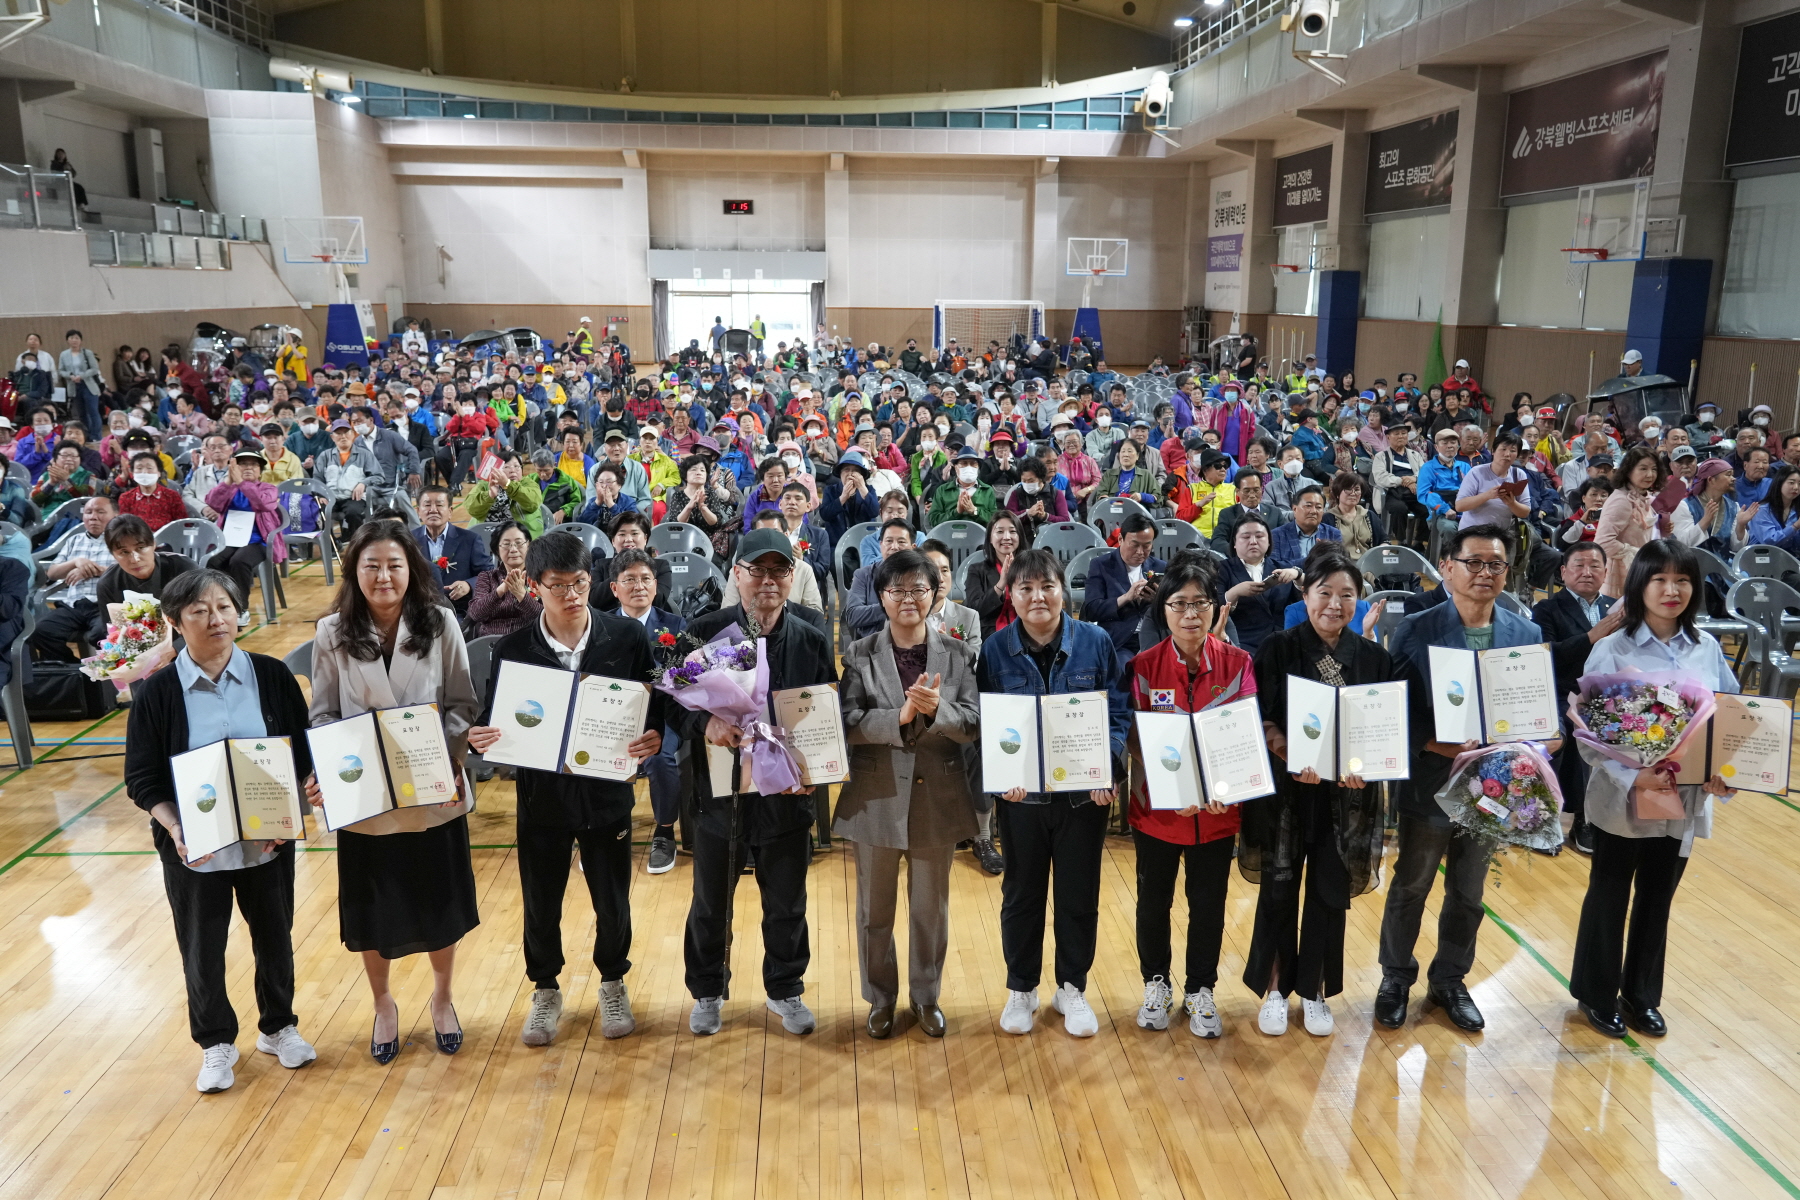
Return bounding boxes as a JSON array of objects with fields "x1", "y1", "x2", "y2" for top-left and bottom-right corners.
[
  {"x1": 24, "y1": 660, "x2": 117, "y2": 721},
  {"x1": 1628, "y1": 763, "x2": 1687, "y2": 821}
]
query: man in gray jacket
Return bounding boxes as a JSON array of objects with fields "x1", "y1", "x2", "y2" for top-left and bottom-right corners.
[
  {"x1": 349, "y1": 403, "x2": 421, "y2": 505},
  {"x1": 59, "y1": 329, "x2": 106, "y2": 438}
]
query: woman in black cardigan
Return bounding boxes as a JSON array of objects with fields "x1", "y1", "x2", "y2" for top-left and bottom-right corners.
[
  {"x1": 123, "y1": 568, "x2": 317, "y2": 1095},
  {"x1": 963, "y1": 509, "x2": 1025, "y2": 641}
]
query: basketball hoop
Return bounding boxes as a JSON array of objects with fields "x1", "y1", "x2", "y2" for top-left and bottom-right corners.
[
  {"x1": 1273, "y1": 263, "x2": 1305, "y2": 273},
  {"x1": 1561, "y1": 247, "x2": 1610, "y2": 260}
]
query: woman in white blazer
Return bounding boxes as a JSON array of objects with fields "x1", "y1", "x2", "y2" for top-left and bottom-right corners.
[{"x1": 304, "y1": 519, "x2": 481, "y2": 1063}]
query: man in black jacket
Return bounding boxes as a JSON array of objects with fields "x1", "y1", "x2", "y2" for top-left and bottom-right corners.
[
  {"x1": 466, "y1": 530, "x2": 665, "y2": 1047},
  {"x1": 675, "y1": 528, "x2": 837, "y2": 1038},
  {"x1": 1530, "y1": 543, "x2": 1620, "y2": 856}
]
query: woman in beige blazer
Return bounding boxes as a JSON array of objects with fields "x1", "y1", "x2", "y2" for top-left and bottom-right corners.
[
  {"x1": 836, "y1": 548, "x2": 980, "y2": 1040},
  {"x1": 304, "y1": 519, "x2": 481, "y2": 1063}
]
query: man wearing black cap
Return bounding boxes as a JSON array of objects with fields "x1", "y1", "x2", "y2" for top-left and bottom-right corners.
[{"x1": 676, "y1": 528, "x2": 838, "y2": 1038}]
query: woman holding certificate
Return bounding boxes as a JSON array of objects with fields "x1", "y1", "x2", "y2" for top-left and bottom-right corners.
[
  {"x1": 1125, "y1": 558, "x2": 1255, "y2": 1039},
  {"x1": 1570, "y1": 540, "x2": 1737, "y2": 1039},
  {"x1": 836, "y1": 548, "x2": 980, "y2": 1039},
  {"x1": 1244, "y1": 548, "x2": 1392, "y2": 1038},
  {"x1": 124, "y1": 569, "x2": 318, "y2": 1094},
  {"x1": 304, "y1": 519, "x2": 482, "y2": 1063}
]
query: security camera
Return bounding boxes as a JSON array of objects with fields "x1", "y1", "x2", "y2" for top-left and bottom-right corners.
[
  {"x1": 1296, "y1": 0, "x2": 1330, "y2": 37},
  {"x1": 1137, "y1": 71, "x2": 1173, "y2": 125}
]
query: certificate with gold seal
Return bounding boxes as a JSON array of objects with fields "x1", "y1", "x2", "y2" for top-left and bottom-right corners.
[
  {"x1": 1040, "y1": 691, "x2": 1113, "y2": 793},
  {"x1": 1475, "y1": 644, "x2": 1559, "y2": 742}
]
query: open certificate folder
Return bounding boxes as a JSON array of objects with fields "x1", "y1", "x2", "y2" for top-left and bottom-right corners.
[
  {"x1": 772, "y1": 684, "x2": 850, "y2": 786},
  {"x1": 1666, "y1": 694, "x2": 1792, "y2": 793},
  {"x1": 1191, "y1": 698, "x2": 1276, "y2": 804},
  {"x1": 977, "y1": 692, "x2": 1112, "y2": 794},
  {"x1": 1134, "y1": 711, "x2": 1204, "y2": 811},
  {"x1": 1429, "y1": 644, "x2": 1559, "y2": 743},
  {"x1": 172, "y1": 737, "x2": 305, "y2": 863},
  {"x1": 307, "y1": 704, "x2": 462, "y2": 831},
  {"x1": 1284, "y1": 676, "x2": 1409, "y2": 781},
  {"x1": 479, "y1": 658, "x2": 653, "y2": 781}
]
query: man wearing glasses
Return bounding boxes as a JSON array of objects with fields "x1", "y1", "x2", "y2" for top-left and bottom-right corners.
[
  {"x1": 677, "y1": 528, "x2": 838, "y2": 1037},
  {"x1": 1377, "y1": 524, "x2": 1553, "y2": 1033},
  {"x1": 465, "y1": 531, "x2": 667, "y2": 1048}
]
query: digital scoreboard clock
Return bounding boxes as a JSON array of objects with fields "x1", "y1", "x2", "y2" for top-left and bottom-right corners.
[{"x1": 723, "y1": 199, "x2": 753, "y2": 215}]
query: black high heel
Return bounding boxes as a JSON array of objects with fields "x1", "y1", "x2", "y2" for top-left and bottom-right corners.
[
  {"x1": 433, "y1": 1003, "x2": 463, "y2": 1055},
  {"x1": 370, "y1": 1001, "x2": 400, "y2": 1064}
]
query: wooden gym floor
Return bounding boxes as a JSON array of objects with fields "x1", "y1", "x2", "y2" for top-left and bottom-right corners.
[{"x1": 3, "y1": 552, "x2": 1800, "y2": 1199}]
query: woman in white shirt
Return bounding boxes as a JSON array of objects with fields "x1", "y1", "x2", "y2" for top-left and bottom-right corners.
[
  {"x1": 1571, "y1": 539, "x2": 1736, "y2": 1040},
  {"x1": 304, "y1": 519, "x2": 481, "y2": 1063}
]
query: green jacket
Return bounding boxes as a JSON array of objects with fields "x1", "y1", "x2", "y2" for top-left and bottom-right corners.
[
  {"x1": 465, "y1": 475, "x2": 544, "y2": 537},
  {"x1": 908, "y1": 448, "x2": 949, "y2": 497},
  {"x1": 927, "y1": 479, "x2": 997, "y2": 527}
]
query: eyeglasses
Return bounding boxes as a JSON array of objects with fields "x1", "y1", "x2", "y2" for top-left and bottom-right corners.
[
  {"x1": 741, "y1": 565, "x2": 793, "y2": 581},
  {"x1": 1450, "y1": 557, "x2": 1509, "y2": 576},
  {"x1": 539, "y1": 579, "x2": 591, "y2": 596},
  {"x1": 1165, "y1": 600, "x2": 1214, "y2": 616},
  {"x1": 883, "y1": 586, "x2": 934, "y2": 601}
]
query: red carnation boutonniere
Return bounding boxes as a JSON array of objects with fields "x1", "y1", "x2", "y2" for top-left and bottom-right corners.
[
  {"x1": 794, "y1": 539, "x2": 811, "y2": 554},
  {"x1": 656, "y1": 629, "x2": 678, "y2": 647},
  {"x1": 434, "y1": 555, "x2": 450, "y2": 570},
  {"x1": 947, "y1": 626, "x2": 968, "y2": 641}
]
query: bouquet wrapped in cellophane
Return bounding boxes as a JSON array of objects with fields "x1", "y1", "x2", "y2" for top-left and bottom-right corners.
[
  {"x1": 79, "y1": 593, "x2": 175, "y2": 699},
  {"x1": 1568, "y1": 671, "x2": 1715, "y2": 821},
  {"x1": 654, "y1": 622, "x2": 800, "y2": 795},
  {"x1": 1434, "y1": 741, "x2": 1566, "y2": 853}
]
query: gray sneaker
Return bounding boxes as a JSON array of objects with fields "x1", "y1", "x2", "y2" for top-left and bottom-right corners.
[
  {"x1": 599, "y1": 979, "x2": 636, "y2": 1039},
  {"x1": 521, "y1": 988, "x2": 563, "y2": 1046},
  {"x1": 647, "y1": 836, "x2": 677, "y2": 874},
  {"x1": 690, "y1": 996, "x2": 723, "y2": 1036},
  {"x1": 766, "y1": 995, "x2": 816, "y2": 1035}
]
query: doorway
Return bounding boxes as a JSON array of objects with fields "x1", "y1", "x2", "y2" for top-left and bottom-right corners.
[{"x1": 666, "y1": 277, "x2": 813, "y2": 355}]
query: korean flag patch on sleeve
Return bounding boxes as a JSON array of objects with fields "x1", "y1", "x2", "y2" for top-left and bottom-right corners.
[{"x1": 1150, "y1": 689, "x2": 1176, "y2": 711}]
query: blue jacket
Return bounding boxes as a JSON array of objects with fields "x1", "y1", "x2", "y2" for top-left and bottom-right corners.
[
  {"x1": 973, "y1": 614, "x2": 1131, "y2": 804},
  {"x1": 1417, "y1": 457, "x2": 1469, "y2": 518},
  {"x1": 818, "y1": 479, "x2": 879, "y2": 551},
  {"x1": 1736, "y1": 475, "x2": 1772, "y2": 507},
  {"x1": 1268, "y1": 520, "x2": 1341, "y2": 568},
  {"x1": 413, "y1": 523, "x2": 493, "y2": 603},
  {"x1": 1747, "y1": 503, "x2": 1799, "y2": 547},
  {"x1": 1388, "y1": 599, "x2": 1546, "y2": 824},
  {"x1": 1082, "y1": 550, "x2": 1166, "y2": 651},
  {"x1": 576, "y1": 494, "x2": 639, "y2": 527},
  {"x1": 1291, "y1": 425, "x2": 1330, "y2": 464}
]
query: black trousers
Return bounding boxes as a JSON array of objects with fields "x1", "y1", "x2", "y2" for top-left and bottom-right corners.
[
  {"x1": 155, "y1": 825, "x2": 297, "y2": 1048},
  {"x1": 436, "y1": 443, "x2": 480, "y2": 490},
  {"x1": 30, "y1": 598, "x2": 103, "y2": 662},
  {"x1": 1569, "y1": 827, "x2": 1688, "y2": 1011},
  {"x1": 207, "y1": 544, "x2": 267, "y2": 610},
  {"x1": 1242, "y1": 837, "x2": 1350, "y2": 999},
  {"x1": 1378, "y1": 814, "x2": 1489, "y2": 988},
  {"x1": 336, "y1": 497, "x2": 368, "y2": 537},
  {"x1": 1554, "y1": 741, "x2": 1589, "y2": 824},
  {"x1": 996, "y1": 797, "x2": 1108, "y2": 992},
  {"x1": 517, "y1": 815, "x2": 633, "y2": 988},
  {"x1": 683, "y1": 820, "x2": 811, "y2": 1000},
  {"x1": 1133, "y1": 829, "x2": 1233, "y2": 994}
]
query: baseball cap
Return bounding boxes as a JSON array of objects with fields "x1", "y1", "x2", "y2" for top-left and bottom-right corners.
[
  {"x1": 232, "y1": 448, "x2": 266, "y2": 464},
  {"x1": 403, "y1": 386, "x2": 420, "y2": 397},
  {"x1": 259, "y1": 422, "x2": 284, "y2": 436},
  {"x1": 735, "y1": 527, "x2": 796, "y2": 564},
  {"x1": 837, "y1": 449, "x2": 871, "y2": 475},
  {"x1": 330, "y1": 418, "x2": 352, "y2": 431},
  {"x1": 1622, "y1": 349, "x2": 1643, "y2": 364},
  {"x1": 602, "y1": 428, "x2": 628, "y2": 442},
  {"x1": 1454, "y1": 359, "x2": 1469, "y2": 369},
  {"x1": 954, "y1": 446, "x2": 980, "y2": 460},
  {"x1": 694, "y1": 435, "x2": 721, "y2": 455},
  {"x1": 1671, "y1": 444, "x2": 1698, "y2": 460}
]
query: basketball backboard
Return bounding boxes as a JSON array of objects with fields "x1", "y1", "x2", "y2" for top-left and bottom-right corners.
[
  {"x1": 1065, "y1": 237, "x2": 1129, "y2": 276},
  {"x1": 1566, "y1": 180, "x2": 1649, "y2": 263},
  {"x1": 282, "y1": 216, "x2": 368, "y2": 265}
]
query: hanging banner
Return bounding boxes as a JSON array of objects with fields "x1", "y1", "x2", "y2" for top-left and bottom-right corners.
[
  {"x1": 324, "y1": 303, "x2": 370, "y2": 371},
  {"x1": 1501, "y1": 52, "x2": 1666, "y2": 196},
  {"x1": 1274, "y1": 145, "x2": 1332, "y2": 226},
  {"x1": 1365, "y1": 111, "x2": 1457, "y2": 214},
  {"x1": 1205, "y1": 169, "x2": 1248, "y2": 311},
  {"x1": 1726, "y1": 11, "x2": 1800, "y2": 167}
]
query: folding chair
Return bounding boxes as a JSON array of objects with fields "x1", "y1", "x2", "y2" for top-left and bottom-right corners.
[
  {"x1": 1066, "y1": 546, "x2": 1105, "y2": 615},
  {"x1": 648, "y1": 521, "x2": 711, "y2": 560},
  {"x1": 1032, "y1": 521, "x2": 1106, "y2": 565},
  {"x1": 926, "y1": 520, "x2": 987, "y2": 570},
  {"x1": 1089, "y1": 496, "x2": 1150, "y2": 542}
]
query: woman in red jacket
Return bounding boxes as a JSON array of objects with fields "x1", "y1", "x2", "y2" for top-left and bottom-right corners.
[{"x1": 1126, "y1": 556, "x2": 1254, "y2": 1039}]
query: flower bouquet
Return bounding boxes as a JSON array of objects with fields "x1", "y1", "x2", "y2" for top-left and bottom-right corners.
[
  {"x1": 654, "y1": 622, "x2": 800, "y2": 795},
  {"x1": 80, "y1": 593, "x2": 175, "y2": 699},
  {"x1": 1435, "y1": 741, "x2": 1566, "y2": 853},
  {"x1": 1568, "y1": 671, "x2": 1715, "y2": 820}
]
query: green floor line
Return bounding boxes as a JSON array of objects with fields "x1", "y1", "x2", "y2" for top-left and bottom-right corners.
[
  {"x1": 0, "y1": 781, "x2": 127, "y2": 880},
  {"x1": 1475, "y1": 868, "x2": 1800, "y2": 1198}
]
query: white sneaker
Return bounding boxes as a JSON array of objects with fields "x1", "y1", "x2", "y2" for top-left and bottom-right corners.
[
  {"x1": 690, "y1": 996, "x2": 723, "y2": 1036},
  {"x1": 196, "y1": 1042, "x2": 239, "y2": 1093},
  {"x1": 1185, "y1": 988, "x2": 1222, "y2": 1039},
  {"x1": 1257, "y1": 990, "x2": 1289, "y2": 1036},
  {"x1": 1302, "y1": 994, "x2": 1334, "y2": 1036},
  {"x1": 522, "y1": 988, "x2": 563, "y2": 1046},
  {"x1": 600, "y1": 980, "x2": 636, "y2": 1039},
  {"x1": 254, "y1": 1025, "x2": 316, "y2": 1069},
  {"x1": 1052, "y1": 983, "x2": 1099, "y2": 1038},
  {"x1": 999, "y1": 989, "x2": 1039, "y2": 1035},
  {"x1": 1136, "y1": 977, "x2": 1172, "y2": 1031},
  {"x1": 766, "y1": 995, "x2": 816, "y2": 1035}
]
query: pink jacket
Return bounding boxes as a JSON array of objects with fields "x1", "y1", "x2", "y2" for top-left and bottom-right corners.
[{"x1": 206, "y1": 479, "x2": 288, "y2": 563}]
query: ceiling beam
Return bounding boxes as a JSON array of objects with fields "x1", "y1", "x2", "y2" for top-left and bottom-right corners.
[
  {"x1": 1411, "y1": 64, "x2": 1481, "y2": 91},
  {"x1": 1605, "y1": 0, "x2": 1700, "y2": 25},
  {"x1": 1295, "y1": 107, "x2": 1350, "y2": 128}
]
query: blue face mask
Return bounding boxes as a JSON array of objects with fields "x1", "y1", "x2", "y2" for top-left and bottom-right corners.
[{"x1": 702, "y1": 381, "x2": 714, "y2": 391}]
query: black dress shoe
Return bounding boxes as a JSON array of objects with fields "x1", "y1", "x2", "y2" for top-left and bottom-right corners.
[
  {"x1": 1427, "y1": 982, "x2": 1486, "y2": 1032},
  {"x1": 910, "y1": 1002, "x2": 946, "y2": 1038},
  {"x1": 866, "y1": 1005, "x2": 895, "y2": 1039},
  {"x1": 1620, "y1": 1000, "x2": 1667, "y2": 1037},
  {"x1": 433, "y1": 1004, "x2": 464, "y2": 1055},
  {"x1": 1373, "y1": 979, "x2": 1409, "y2": 1029},
  {"x1": 370, "y1": 1002, "x2": 400, "y2": 1064},
  {"x1": 973, "y1": 837, "x2": 1004, "y2": 876},
  {"x1": 1580, "y1": 1001, "x2": 1627, "y2": 1038}
]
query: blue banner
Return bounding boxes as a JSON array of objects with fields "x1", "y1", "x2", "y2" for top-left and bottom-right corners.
[{"x1": 323, "y1": 303, "x2": 368, "y2": 371}]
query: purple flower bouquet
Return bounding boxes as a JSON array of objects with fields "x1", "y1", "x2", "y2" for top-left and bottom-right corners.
[
  {"x1": 1434, "y1": 741, "x2": 1566, "y2": 851},
  {"x1": 654, "y1": 624, "x2": 801, "y2": 795}
]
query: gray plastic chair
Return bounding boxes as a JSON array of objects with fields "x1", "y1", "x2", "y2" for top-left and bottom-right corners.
[
  {"x1": 1089, "y1": 496, "x2": 1151, "y2": 541},
  {"x1": 1737, "y1": 544, "x2": 1800, "y2": 580},
  {"x1": 1362, "y1": 589, "x2": 1418, "y2": 651},
  {"x1": 555, "y1": 521, "x2": 614, "y2": 560},
  {"x1": 1066, "y1": 545, "x2": 1106, "y2": 615},
  {"x1": 278, "y1": 478, "x2": 337, "y2": 584},
  {"x1": 4, "y1": 459, "x2": 29, "y2": 490},
  {"x1": 1358, "y1": 543, "x2": 1444, "y2": 587},
  {"x1": 648, "y1": 521, "x2": 711, "y2": 560},
  {"x1": 926, "y1": 520, "x2": 988, "y2": 570},
  {"x1": 1152, "y1": 519, "x2": 1203, "y2": 562},
  {"x1": 464, "y1": 635, "x2": 501, "y2": 771},
  {"x1": 154, "y1": 517, "x2": 227, "y2": 564},
  {"x1": 1727, "y1": 577, "x2": 1800, "y2": 696},
  {"x1": 255, "y1": 507, "x2": 292, "y2": 622},
  {"x1": 283, "y1": 640, "x2": 313, "y2": 686},
  {"x1": 1033, "y1": 520, "x2": 1107, "y2": 564},
  {"x1": 951, "y1": 549, "x2": 986, "y2": 604},
  {"x1": 2, "y1": 604, "x2": 36, "y2": 769},
  {"x1": 663, "y1": 551, "x2": 724, "y2": 607}
]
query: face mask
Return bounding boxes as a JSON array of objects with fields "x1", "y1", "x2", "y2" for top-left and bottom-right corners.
[
  {"x1": 461, "y1": 405, "x2": 475, "y2": 416},
  {"x1": 1698, "y1": 414, "x2": 1715, "y2": 425},
  {"x1": 133, "y1": 471, "x2": 158, "y2": 487},
  {"x1": 253, "y1": 403, "x2": 269, "y2": 414},
  {"x1": 1376, "y1": 388, "x2": 1387, "y2": 397},
  {"x1": 751, "y1": 382, "x2": 763, "y2": 393},
  {"x1": 1282, "y1": 459, "x2": 1304, "y2": 477},
  {"x1": 301, "y1": 422, "x2": 318, "y2": 436},
  {"x1": 958, "y1": 466, "x2": 979, "y2": 484},
  {"x1": 701, "y1": 381, "x2": 713, "y2": 391},
  {"x1": 354, "y1": 423, "x2": 373, "y2": 437},
  {"x1": 919, "y1": 439, "x2": 938, "y2": 454},
  {"x1": 1020, "y1": 480, "x2": 1042, "y2": 495},
  {"x1": 1097, "y1": 414, "x2": 1112, "y2": 428},
  {"x1": 783, "y1": 454, "x2": 802, "y2": 469},
  {"x1": 127, "y1": 413, "x2": 144, "y2": 428},
  {"x1": 1358, "y1": 401, "x2": 1370, "y2": 413},
  {"x1": 1520, "y1": 413, "x2": 1535, "y2": 427},
  {"x1": 935, "y1": 420, "x2": 950, "y2": 435},
  {"x1": 404, "y1": 397, "x2": 419, "y2": 410},
  {"x1": 1756, "y1": 416, "x2": 1770, "y2": 427},
  {"x1": 977, "y1": 418, "x2": 991, "y2": 432}
]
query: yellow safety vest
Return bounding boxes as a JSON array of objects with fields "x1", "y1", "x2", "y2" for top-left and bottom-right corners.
[{"x1": 749, "y1": 319, "x2": 767, "y2": 340}]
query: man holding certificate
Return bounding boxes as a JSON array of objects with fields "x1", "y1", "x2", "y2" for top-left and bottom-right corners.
[
  {"x1": 976, "y1": 548, "x2": 1131, "y2": 1040},
  {"x1": 466, "y1": 531, "x2": 666, "y2": 1047},
  {"x1": 1378, "y1": 523, "x2": 1552, "y2": 1033},
  {"x1": 124, "y1": 569, "x2": 318, "y2": 1094},
  {"x1": 676, "y1": 528, "x2": 838, "y2": 1038}
]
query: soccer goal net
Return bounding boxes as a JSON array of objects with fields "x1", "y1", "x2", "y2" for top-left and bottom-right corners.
[{"x1": 933, "y1": 301, "x2": 1045, "y2": 352}]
